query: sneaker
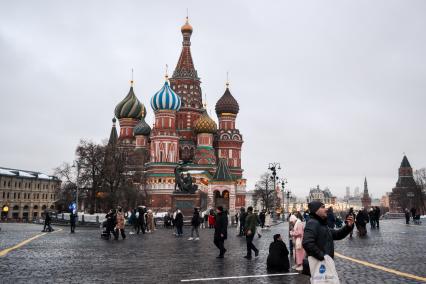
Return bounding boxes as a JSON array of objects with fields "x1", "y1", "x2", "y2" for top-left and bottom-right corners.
[
  {"x1": 292, "y1": 265, "x2": 298, "y2": 269},
  {"x1": 216, "y1": 255, "x2": 224, "y2": 259},
  {"x1": 188, "y1": 237, "x2": 194, "y2": 240},
  {"x1": 195, "y1": 237, "x2": 199, "y2": 240},
  {"x1": 295, "y1": 265, "x2": 303, "y2": 271},
  {"x1": 244, "y1": 255, "x2": 252, "y2": 259},
  {"x1": 257, "y1": 234, "x2": 262, "y2": 239},
  {"x1": 255, "y1": 250, "x2": 259, "y2": 257}
]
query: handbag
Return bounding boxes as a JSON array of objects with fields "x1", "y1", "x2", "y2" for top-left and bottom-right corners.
[{"x1": 308, "y1": 255, "x2": 340, "y2": 284}]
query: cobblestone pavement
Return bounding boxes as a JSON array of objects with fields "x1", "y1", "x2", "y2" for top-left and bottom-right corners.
[{"x1": 0, "y1": 219, "x2": 425, "y2": 283}]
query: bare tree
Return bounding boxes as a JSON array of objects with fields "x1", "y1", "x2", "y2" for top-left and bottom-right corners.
[
  {"x1": 75, "y1": 139, "x2": 105, "y2": 213},
  {"x1": 253, "y1": 172, "x2": 278, "y2": 211},
  {"x1": 414, "y1": 168, "x2": 426, "y2": 214},
  {"x1": 53, "y1": 162, "x2": 78, "y2": 212}
]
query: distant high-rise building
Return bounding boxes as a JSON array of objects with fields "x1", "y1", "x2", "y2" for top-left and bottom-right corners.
[
  {"x1": 354, "y1": 187, "x2": 360, "y2": 197},
  {"x1": 345, "y1": 186, "x2": 350, "y2": 198}
]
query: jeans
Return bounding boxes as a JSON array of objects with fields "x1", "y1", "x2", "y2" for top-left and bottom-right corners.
[{"x1": 191, "y1": 226, "x2": 199, "y2": 237}]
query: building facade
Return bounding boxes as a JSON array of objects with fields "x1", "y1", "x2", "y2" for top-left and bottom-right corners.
[
  {"x1": 0, "y1": 167, "x2": 60, "y2": 221},
  {"x1": 307, "y1": 185, "x2": 336, "y2": 205},
  {"x1": 109, "y1": 18, "x2": 246, "y2": 216}
]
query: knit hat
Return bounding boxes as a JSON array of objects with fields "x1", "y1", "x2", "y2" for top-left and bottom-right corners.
[
  {"x1": 308, "y1": 201, "x2": 324, "y2": 214},
  {"x1": 273, "y1": 234, "x2": 281, "y2": 242}
]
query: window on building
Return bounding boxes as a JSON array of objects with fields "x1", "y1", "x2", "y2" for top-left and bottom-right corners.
[
  {"x1": 19, "y1": 182, "x2": 21, "y2": 188},
  {"x1": 8, "y1": 181, "x2": 10, "y2": 187},
  {"x1": 14, "y1": 182, "x2": 17, "y2": 188},
  {"x1": 18, "y1": 193, "x2": 20, "y2": 199},
  {"x1": 7, "y1": 192, "x2": 9, "y2": 198},
  {"x1": 14, "y1": 192, "x2": 16, "y2": 199},
  {"x1": 2, "y1": 192, "x2": 4, "y2": 198}
]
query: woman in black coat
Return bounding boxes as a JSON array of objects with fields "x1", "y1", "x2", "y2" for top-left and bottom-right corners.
[
  {"x1": 267, "y1": 234, "x2": 290, "y2": 272},
  {"x1": 175, "y1": 210, "x2": 184, "y2": 237}
]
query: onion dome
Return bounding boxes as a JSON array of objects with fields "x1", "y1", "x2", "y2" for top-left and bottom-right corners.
[
  {"x1": 133, "y1": 118, "x2": 151, "y2": 136},
  {"x1": 194, "y1": 109, "x2": 217, "y2": 134},
  {"x1": 151, "y1": 79, "x2": 181, "y2": 111},
  {"x1": 215, "y1": 84, "x2": 239, "y2": 115},
  {"x1": 181, "y1": 17, "x2": 193, "y2": 34},
  {"x1": 115, "y1": 85, "x2": 145, "y2": 119}
]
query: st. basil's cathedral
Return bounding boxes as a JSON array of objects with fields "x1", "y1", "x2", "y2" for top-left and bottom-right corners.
[{"x1": 109, "y1": 18, "x2": 247, "y2": 216}]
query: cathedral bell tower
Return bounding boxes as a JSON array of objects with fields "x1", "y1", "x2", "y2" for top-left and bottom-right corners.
[
  {"x1": 169, "y1": 17, "x2": 204, "y2": 162},
  {"x1": 215, "y1": 82, "x2": 243, "y2": 179}
]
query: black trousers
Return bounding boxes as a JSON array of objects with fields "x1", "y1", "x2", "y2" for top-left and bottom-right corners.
[
  {"x1": 239, "y1": 224, "x2": 245, "y2": 236},
  {"x1": 246, "y1": 234, "x2": 258, "y2": 256},
  {"x1": 136, "y1": 222, "x2": 145, "y2": 234},
  {"x1": 214, "y1": 237, "x2": 226, "y2": 255},
  {"x1": 176, "y1": 225, "x2": 183, "y2": 235},
  {"x1": 70, "y1": 222, "x2": 76, "y2": 233}
]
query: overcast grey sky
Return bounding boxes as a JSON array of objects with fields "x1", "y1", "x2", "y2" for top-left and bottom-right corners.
[{"x1": 1, "y1": 1, "x2": 425, "y2": 198}]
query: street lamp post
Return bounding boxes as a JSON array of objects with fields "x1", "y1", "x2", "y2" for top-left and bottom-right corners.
[
  {"x1": 280, "y1": 178, "x2": 288, "y2": 220},
  {"x1": 72, "y1": 161, "x2": 81, "y2": 214},
  {"x1": 268, "y1": 162, "x2": 281, "y2": 220}
]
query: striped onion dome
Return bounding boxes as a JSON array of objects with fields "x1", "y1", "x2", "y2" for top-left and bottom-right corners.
[
  {"x1": 151, "y1": 80, "x2": 181, "y2": 111},
  {"x1": 215, "y1": 85, "x2": 239, "y2": 115},
  {"x1": 133, "y1": 118, "x2": 151, "y2": 136},
  {"x1": 115, "y1": 86, "x2": 146, "y2": 119},
  {"x1": 194, "y1": 109, "x2": 217, "y2": 134}
]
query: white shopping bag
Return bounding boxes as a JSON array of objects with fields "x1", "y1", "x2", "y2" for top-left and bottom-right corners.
[{"x1": 308, "y1": 255, "x2": 340, "y2": 284}]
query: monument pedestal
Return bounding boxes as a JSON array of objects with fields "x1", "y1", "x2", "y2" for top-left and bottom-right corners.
[{"x1": 171, "y1": 191, "x2": 207, "y2": 216}]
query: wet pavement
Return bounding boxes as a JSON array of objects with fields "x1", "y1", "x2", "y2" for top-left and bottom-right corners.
[{"x1": 0, "y1": 219, "x2": 425, "y2": 283}]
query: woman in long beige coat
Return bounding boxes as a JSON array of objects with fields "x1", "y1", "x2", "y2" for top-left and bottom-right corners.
[
  {"x1": 147, "y1": 210, "x2": 155, "y2": 232},
  {"x1": 115, "y1": 207, "x2": 126, "y2": 240}
]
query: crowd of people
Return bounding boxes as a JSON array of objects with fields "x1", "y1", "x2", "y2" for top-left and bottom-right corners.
[
  {"x1": 405, "y1": 207, "x2": 422, "y2": 225},
  {"x1": 42, "y1": 200, "x2": 421, "y2": 279}
]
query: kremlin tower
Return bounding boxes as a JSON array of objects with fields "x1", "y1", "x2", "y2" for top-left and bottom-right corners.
[
  {"x1": 110, "y1": 17, "x2": 246, "y2": 215},
  {"x1": 361, "y1": 177, "x2": 371, "y2": 209}
]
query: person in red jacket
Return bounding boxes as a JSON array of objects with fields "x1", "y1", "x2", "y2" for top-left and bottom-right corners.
[{"x1": 208, "y1": 209, "x2": 216, "y2": 229}]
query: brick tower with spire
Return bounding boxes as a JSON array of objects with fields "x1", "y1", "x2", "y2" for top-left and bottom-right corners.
[
  {"x1": 215, "y1": 82, "x2": 244, "y2": 179},
  {"x1": 361, "y1": 177, "x2": 372, "y2": 209},
  {"x1": 389, "y1": 155, "x2": 425, "y2": 214},
  {"x1": 169, "y1": 17, "x2": 204, "y2": 162}
]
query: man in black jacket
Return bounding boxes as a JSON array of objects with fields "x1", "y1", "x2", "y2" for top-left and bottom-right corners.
[
  {"x1": 213, "y1": 206, "x2": 228, "y2": 258},
  {"x1": 302, "y1": 201, "x2": 354, "y2": 262},
  {"x1": 238, "y1": 207, "x2": 247, "y2": 237}
]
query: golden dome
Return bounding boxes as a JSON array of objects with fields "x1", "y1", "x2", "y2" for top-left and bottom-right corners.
[
  {"x1": 194, "y1": 110, "x2": 217, "y2": 134},
  {"x1": 181, "y1": 17, "x2": 193, "y2": 33}
]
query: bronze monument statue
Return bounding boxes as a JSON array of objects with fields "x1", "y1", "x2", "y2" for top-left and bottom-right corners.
[{"x1": 174, "y1": 166, "x2": 198, "y2": 194}]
